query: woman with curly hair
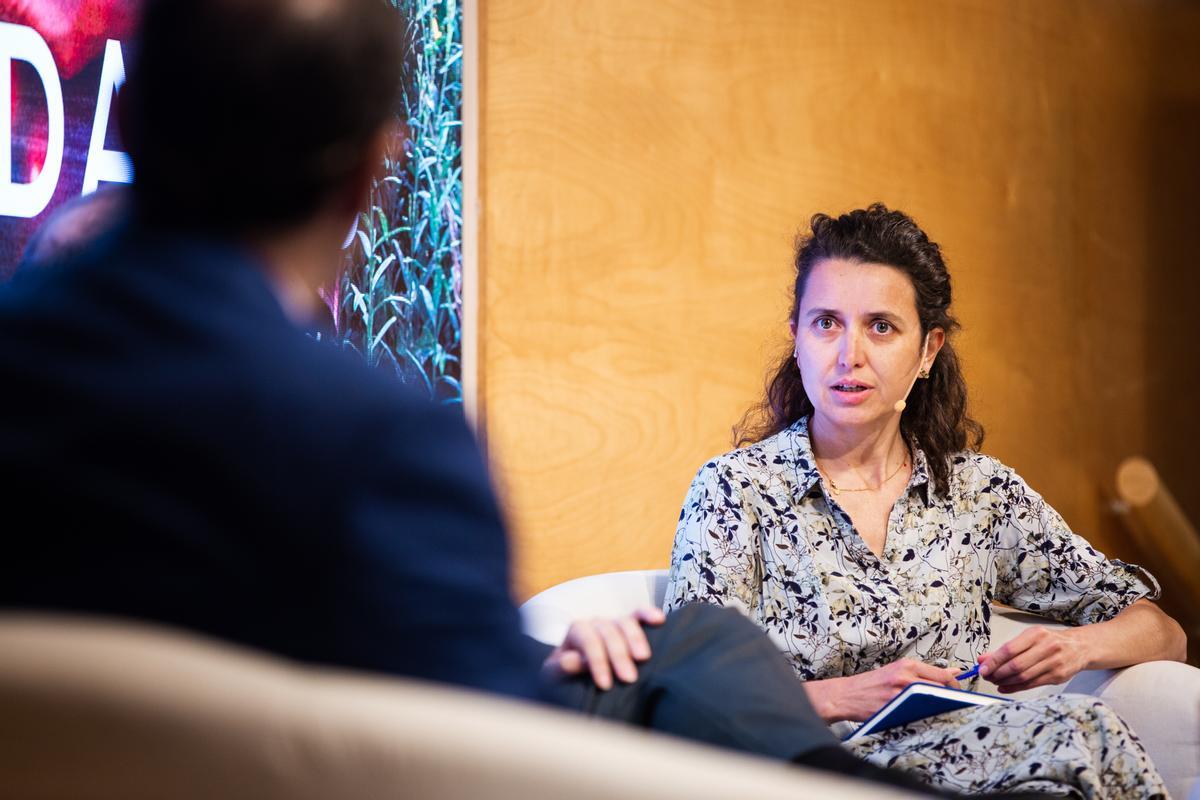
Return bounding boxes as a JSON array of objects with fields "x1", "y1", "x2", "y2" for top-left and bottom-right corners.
[{"x1": 666, "y1": 204, "x2": 1185, "y2": 798}]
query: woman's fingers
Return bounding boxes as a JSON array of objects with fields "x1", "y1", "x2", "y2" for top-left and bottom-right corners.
[
  {"x1": 878, "y1": 660, "x2": 956, "y2": 693},
  {"x1": 980, "y1": 628, "x2": 1041, "y2": 680},
  {"x1": 988, "y1": 632, "x2": 1057, "y2": 684},
  {"x1": 997, "y1": 644, "x2": 1063, "y2": 687},
  {"x1": 912, "y1": 661, "x2": 959, "y2": 689},
  {"x1": 988, "y1": 628, "x2": 1085, "y2": 691}
]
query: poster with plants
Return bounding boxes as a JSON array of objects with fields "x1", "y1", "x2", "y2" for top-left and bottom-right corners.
[{"x1": 325, "y1": 0, "x2": 463, "y2": 405}]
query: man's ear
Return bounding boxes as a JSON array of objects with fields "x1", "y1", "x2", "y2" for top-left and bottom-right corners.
[{"x1": 340, "y1": 120, "x2": 405, "y2": 218}]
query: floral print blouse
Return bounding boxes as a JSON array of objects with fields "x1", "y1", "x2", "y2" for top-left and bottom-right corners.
[{"x1": 665, "y1": 417, "x2": 1160, "y2": 682}]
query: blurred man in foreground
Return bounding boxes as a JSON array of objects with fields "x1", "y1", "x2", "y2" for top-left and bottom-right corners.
[{"x1": 1, "y1": 0, "x2": 546, "y2": 703}]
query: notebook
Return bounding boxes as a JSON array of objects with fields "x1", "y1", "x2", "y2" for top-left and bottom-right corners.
[{"x1": 843, "y1": 682, "x2": 1008, "y2": 741}]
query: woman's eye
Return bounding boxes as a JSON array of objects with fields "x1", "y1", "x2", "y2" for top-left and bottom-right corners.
[
  {"x1": 872, "y1": 321, "x2": 892, "y2": 334},
  {"x1": 815, "y1": 318, "x2": 835, "y2": 331}
]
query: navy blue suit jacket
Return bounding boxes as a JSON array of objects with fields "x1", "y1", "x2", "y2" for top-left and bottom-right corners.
[{"x1": 0, "y1": 223, "x2": 547, "y2": 701}]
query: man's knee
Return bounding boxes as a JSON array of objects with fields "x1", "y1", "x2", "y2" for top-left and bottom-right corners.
[
  {"x1": 661, "y1": 601, "x2": 748, "y2": 635},
  {"x1": 650, "y1": 602, "x2": 770, "y2": 660}
]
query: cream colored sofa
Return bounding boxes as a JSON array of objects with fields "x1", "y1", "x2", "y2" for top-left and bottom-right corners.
[
  {"x1": 521, "y1": 569, "x2": 1200, "y2": 800},
  {"x1": 0, "y1": 613, "x2": 916, "y2": 799}
]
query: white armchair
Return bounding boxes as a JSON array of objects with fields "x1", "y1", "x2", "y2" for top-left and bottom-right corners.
[{"x1": 521, "y1": 569, "x2": 1200, "y2": 800}]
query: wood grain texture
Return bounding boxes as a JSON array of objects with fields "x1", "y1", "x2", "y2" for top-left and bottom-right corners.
[{"x1": 478, "y1": 0, "x2": 1200, "y2": 603}]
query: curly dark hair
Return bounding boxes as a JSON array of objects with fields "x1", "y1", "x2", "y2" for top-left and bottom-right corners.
[{"x1": 734, "y1": 203, "x2": 984, "y2": 497}]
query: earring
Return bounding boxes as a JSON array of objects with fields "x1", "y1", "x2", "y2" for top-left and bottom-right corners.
[{"x1": 918, "y1": 368, "x2": 930, "y2": 379}]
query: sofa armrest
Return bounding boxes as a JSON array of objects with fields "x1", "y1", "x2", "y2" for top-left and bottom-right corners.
[{"x1": 1063, "y1": 660, "x2": 1200, "y2": 800}]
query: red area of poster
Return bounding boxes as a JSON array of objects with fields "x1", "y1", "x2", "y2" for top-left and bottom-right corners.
[{"x1": 1, "y1": 0, "x2": 139, "y2": 279}]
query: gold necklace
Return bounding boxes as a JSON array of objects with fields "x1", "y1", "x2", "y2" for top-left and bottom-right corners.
[{"x1": 817, "y1": 456, "x2": 908, "y2": 496}]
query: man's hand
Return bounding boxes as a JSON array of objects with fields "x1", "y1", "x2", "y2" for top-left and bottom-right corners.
[
  {"x1": 541, "y1": 607, "x2": 666, "y2": 690},
  {"x1": 804, "y1": 659, "x2": 960, "y2": 723},
  {"x1": 979, "y1": 626, "x2": 1087, "y2": 693}
]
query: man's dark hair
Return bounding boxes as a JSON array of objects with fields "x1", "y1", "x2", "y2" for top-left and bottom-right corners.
[{"x1": 122, "y1": 0, "x2": 407, "y2": 236}]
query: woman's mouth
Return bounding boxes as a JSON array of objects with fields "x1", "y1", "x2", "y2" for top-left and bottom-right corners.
[{"x1": 829, "y1": 381, "x2": 874, "y2": 404}]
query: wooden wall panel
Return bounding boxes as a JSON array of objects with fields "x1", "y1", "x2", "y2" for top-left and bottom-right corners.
[{"x1": 478, "y1": 0, "x2": 1200, "y2": 604}]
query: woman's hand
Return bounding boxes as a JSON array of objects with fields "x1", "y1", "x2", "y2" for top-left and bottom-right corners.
[
  {"x1": 540, "y1": 607, "x2": 666, "y2": 690},
  {"x1": 978, "y1": 626, "x2": 1087, "y2": 693},
  {"x1": 803, "y1": 659, "x2": 960, "y2": 723}
]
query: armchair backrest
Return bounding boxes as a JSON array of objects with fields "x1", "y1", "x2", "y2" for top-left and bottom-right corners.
[
  {"x1": 0, "y1": 612, "x2": 884, "y2": 799},
  {"x1": 522, "y1": 568, "x2": 668, "y2": 644}
]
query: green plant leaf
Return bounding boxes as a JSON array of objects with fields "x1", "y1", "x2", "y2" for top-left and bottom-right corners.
[{"x1": 370, "y1": 316, "x2": 398, "y2": 350}]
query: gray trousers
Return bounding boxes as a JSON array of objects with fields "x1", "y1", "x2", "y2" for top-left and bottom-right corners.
[{"x1": 538, "y1": 603, "x2": 838, "y2": 761}]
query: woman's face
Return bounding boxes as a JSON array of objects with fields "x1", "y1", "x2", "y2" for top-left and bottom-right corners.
[{"x1": 791, "y1": 258, "x2": 943, "y2": 434}]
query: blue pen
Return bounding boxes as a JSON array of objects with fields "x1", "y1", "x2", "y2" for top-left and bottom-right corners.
[{"x1": 956, "y1": 664, "x2": 981, "y2": 681}]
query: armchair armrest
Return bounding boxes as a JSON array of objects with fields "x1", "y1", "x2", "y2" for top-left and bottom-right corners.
[{"x1": 1064, "y1": 660, "x2": 1200, "y2": 800}]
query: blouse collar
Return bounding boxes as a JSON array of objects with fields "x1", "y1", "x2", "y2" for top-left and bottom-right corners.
[{"x1": 785, "y1": 416, "x2": 933, "y2": 506}]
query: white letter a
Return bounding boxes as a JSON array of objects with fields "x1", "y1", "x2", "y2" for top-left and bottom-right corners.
[{"x1": 82, "y1": 39, "x2": 133, "y2": 195}]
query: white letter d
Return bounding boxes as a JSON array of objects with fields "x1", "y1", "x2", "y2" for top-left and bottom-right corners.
[{"x1": 0, "y1": 22, "x2": 65, "y2": 219}]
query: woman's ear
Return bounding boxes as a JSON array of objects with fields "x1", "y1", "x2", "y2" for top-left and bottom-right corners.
[{"x1": 925, "y1": 327, "x2": 946, "y2": 371}]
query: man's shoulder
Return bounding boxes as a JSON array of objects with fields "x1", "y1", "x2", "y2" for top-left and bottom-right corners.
[
  {"x1": 1, "y1": 226, "x2": 463, "y2": 466},
  {"x1": 258, "y1": 334, "x2": 453, "y2": 432}
]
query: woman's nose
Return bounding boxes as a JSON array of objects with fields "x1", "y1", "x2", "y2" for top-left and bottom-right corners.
[{"x1": 838, "y1": 331, "x2": 864, "y2": 368}]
